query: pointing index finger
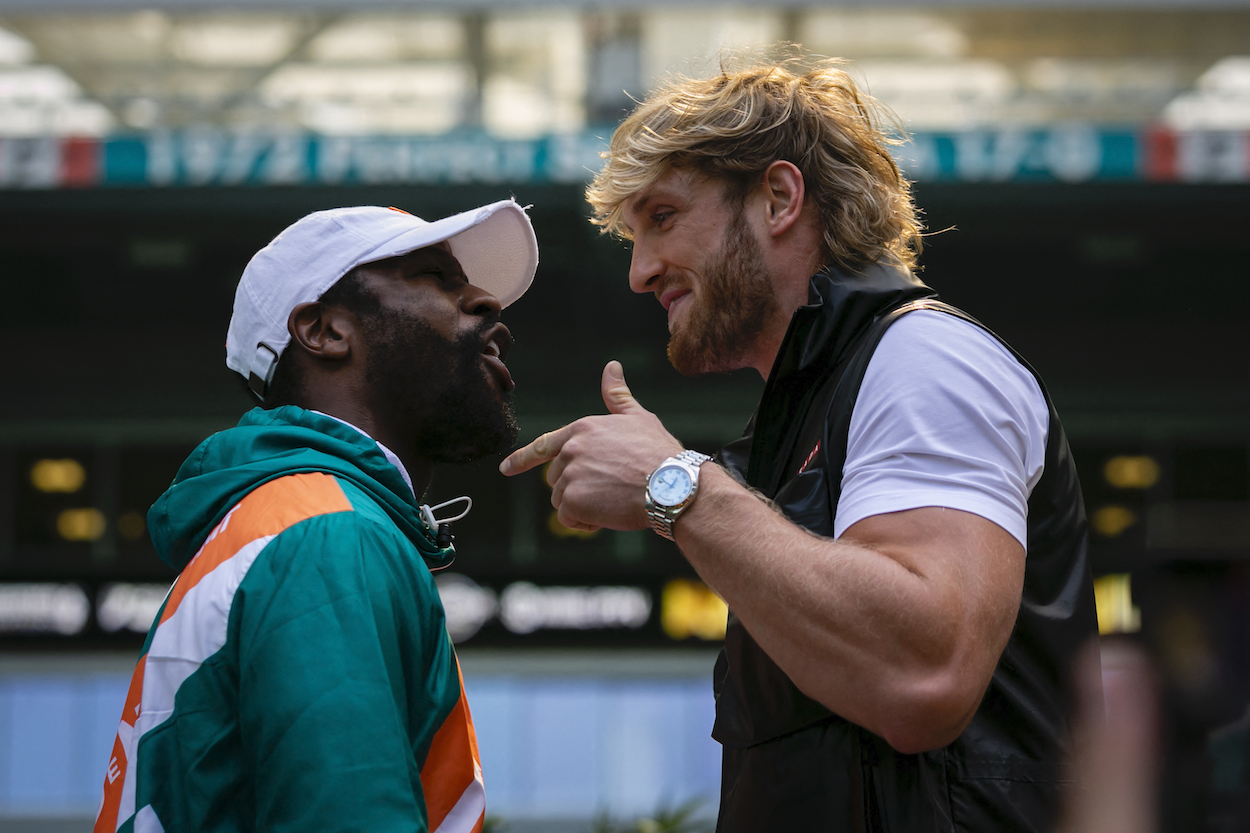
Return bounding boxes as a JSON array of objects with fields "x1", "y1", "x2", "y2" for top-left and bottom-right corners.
[{"x1": 500, "y1": 427, "x2": 568, "y2": 476}]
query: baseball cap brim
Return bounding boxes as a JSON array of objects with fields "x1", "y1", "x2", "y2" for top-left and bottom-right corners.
[{"x1": 361, "y1": 200, "x2": 537, "y2": 309}]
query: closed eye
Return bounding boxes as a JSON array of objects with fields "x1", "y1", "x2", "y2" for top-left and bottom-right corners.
[{"x1": 412, "y1": 267, "x2": 467, "y2": 287}]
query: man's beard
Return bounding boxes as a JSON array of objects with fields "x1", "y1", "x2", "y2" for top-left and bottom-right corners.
[
  {"x1": 667, "y1": 208, "x2": 780, "y2": 376},
  {"x1": 364, "y1": 308, "x2": 518, "y2": 465}
]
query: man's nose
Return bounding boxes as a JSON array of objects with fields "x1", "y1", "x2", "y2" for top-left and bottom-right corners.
[
  {"x1": 628, "y1": 241, "x2": 663, "y2": 295},
  {"x1": 462, "y1": 284, "x2": 502, "y2": 318}
]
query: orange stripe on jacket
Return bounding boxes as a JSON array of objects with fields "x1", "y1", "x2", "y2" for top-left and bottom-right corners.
[
  {"x1": 161, "y1": 473, "x2": 352, "y2": 626},
  {"x1": 421, "y1": 658, "x2": 484, "y2": 832},
  {"x1": 94, "y1": 655, "x2": 147, "y2": 833}
]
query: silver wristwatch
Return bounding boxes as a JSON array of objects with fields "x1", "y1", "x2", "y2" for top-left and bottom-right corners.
[{"x1": 644, "y1": 450, "x2": 713, "y2": 541}]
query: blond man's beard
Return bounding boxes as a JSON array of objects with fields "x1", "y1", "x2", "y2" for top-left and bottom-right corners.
[{"x1": 667, "y1": 209, "x2": 780, "y2": 376}]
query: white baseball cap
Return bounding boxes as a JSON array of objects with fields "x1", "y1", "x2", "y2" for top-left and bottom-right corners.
[{"x1": 226, "y1": 199, "x2": 538, "y2": 397}]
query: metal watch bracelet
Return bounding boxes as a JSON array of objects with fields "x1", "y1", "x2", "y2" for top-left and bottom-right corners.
[{"x1": 645, "y1": 450, "x2": 713, "y2": 541}]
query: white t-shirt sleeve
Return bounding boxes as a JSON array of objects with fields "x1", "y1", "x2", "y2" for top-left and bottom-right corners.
[{"x1": 833, "y1": 310, "x2": 1049, "y2": 548}]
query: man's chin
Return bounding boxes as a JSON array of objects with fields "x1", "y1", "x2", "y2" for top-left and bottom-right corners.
[
  {"x1": 430, "y1": 446, "x2": 505, "y2": 466},
  {"x1": 668, "y1": 331, "x2": 743, "y2": 376},
  {"x1": 426, "y1": 431, "x2": 516, "y2": 465},
  {"x1": 415, "y1": 398, "x2": 519, "y2": 465}
]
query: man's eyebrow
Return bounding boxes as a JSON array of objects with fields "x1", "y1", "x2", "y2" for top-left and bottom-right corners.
[
  {"x1": 433, "y1": 253, "x2": 466, "y2": 276},
  {"x1": 401, "y1": 246, "x2": 462, "y2": 276},
  {"x1": 621, "y1": 192, "x2": 658, "y2": 233},
  {"x1": 629, "y1": 192, "x2": 653, "y2": 213},
  {"x1": 420, "y1": 242, "x2": 455, "y2": 261}
]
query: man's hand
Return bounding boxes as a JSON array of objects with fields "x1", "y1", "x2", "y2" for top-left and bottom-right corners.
[{"x1": 499, "y1": 361, "x2": 684, "y2": 532}]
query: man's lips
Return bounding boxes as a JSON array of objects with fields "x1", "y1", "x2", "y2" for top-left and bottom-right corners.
[
  {"x1": 659, "y1": 287, "x2": 691, "y2": 312},
  {"x1": 481, "y1": 323, "x2": 515, "y2": 393},
  {"x1": 661, "y1": 288, "x2": 692, "y2": 330}
]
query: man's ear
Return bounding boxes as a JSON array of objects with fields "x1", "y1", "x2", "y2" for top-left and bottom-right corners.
[
  {"x1": 758, "y1": 160, "x2": 807, "y2": 238},
  {"x1": 287, "y1": 301, "x2": 355, "y2": 362}
]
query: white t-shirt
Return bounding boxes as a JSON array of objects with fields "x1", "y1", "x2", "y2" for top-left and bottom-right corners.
[{"x1": 833, "y1": 310, "x2": 1049, "y2": 548}]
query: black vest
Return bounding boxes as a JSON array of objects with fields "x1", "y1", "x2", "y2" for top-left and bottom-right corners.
[{"x1": 713, "y1": 263, "x2": 1098, "y2": 833}]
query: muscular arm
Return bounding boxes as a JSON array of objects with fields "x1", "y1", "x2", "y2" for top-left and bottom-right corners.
[
  {"x1": 678, "y1": 465, "x2": 1023, "y2": 752},
  {"x1": 503, "y1": 361, "x2": 1024, "y2": 753}
]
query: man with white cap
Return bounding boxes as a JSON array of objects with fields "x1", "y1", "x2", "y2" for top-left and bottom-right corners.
[{"x1": 95, "y1": 200, "x2": 537, "y2": 833}]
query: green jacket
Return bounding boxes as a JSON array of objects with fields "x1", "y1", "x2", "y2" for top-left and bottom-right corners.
[{"x1": 96, "y1": 407, "x2": 485, "y2": 833}]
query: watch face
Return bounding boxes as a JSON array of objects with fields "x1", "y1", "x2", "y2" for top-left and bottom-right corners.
[{"x1": 649, "y1": 464, "x2": 693, "y2": 507}]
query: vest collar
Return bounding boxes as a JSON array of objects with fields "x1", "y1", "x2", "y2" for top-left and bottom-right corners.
[
  {"x1": 766, "y1": 259, "x2": 937, "y2": 389},
  {"x1": 729, "y1": 260, "x2": 937, "y2": 490}
]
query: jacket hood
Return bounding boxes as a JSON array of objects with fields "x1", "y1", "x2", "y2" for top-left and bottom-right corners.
[{"x1": 147, "y1": 406, "x2": 453, "y2": 571}]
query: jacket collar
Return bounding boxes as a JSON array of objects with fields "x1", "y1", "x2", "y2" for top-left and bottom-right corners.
[{"x1": 149, "y1": 406, "x2": 455, "y2": 572}]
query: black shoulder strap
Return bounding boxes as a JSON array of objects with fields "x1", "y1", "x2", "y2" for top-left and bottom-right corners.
[{"x1": 820, "y1": 299, "x2": 986, "y2": 516}]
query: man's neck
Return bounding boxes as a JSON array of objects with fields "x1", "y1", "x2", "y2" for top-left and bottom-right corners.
[
  {"x1": 370, "y1": 426, "x2": 433, "y2": 498},
  {"x1": 304, "y1": 400, "x2": 433, "y2": 497},
  {"x1": 749, "y1": 324, "x2": 790, "y2": 381},
  {"x1": 750, "y1": 275, "x2": 819, "y2": 381},
  {"x1": 749, "y1": 236, "x2": 825, "y2": 380}
]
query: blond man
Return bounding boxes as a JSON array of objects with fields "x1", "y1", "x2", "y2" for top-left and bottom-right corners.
[{"x1": 502, "y1": 59, "x2": 1096, "y2": 832}]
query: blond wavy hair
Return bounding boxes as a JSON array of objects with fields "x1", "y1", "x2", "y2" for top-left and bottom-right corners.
[{"x1": 586, "y1": 57, "x2": 922, "y2": 272}]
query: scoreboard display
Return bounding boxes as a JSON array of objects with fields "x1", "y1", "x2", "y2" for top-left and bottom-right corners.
[
  {"x1": 1, "y1": 434, "x2": 1246, "y2": 649},
  {"x1": 0, "y1": 177, "x2": 1247, "y2": 650}
]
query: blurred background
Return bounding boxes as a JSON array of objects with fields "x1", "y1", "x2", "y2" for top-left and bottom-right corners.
[{"x1": 0, "y1": 0, "x2": 1247, "y2": 830}]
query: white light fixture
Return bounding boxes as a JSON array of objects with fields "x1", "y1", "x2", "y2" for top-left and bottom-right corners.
[
  {"x1": 169, "y1": 19, "x2": 300, "y2": 67},
  {"x1": 1198, "y1": 56, "x2": 1250, "y2": 94},
  {"x1": 0, "y1": 26, "x2": 36, "y2": 66},
  {"x1": 308, "y1": 15, "x2": 465, "y2": 63},
  {"x1": 261, "y1": 62, "x2": 470, "y2": 103},
  {"x1": 642, "y1": 10, "x2": 786, "y2": 87},
  {"x1": 856, "y1": 59, "x2": 1015, "y2": 103},
  {"x1": 1163, "y1": 57, "x2": 1250, "y2": 130},
  {"x1": 1026, "y1": 58, "x2": 1181, "y2": 101},
  {"x1": 0, "y1": 100, "x2": 114, "y2": 137},
  {"x1": 0, "y1": 65, "x2": 82, "y2": 103},
  {"x1": 484, "y1": 13, "x2": 586, "y2": 138},
  {"x1": 803, "y1": 11, "x2": 968, "y2": 60}
]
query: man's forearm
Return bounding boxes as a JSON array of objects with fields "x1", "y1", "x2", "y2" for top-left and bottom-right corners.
[{"x1": 672, "y1": 463, "x2": 1021, "y2": 753}]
